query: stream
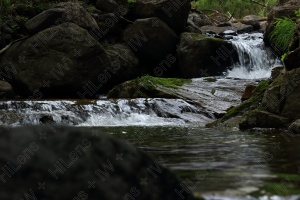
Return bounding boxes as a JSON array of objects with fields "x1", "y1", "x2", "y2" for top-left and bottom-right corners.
[{"x1": 1, "y1": 33, "x2": 299, "y2": 199}]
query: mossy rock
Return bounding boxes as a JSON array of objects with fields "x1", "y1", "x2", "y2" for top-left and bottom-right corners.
[{"x1": 107, "y1": 76, "x2": 191, "y2": 98}]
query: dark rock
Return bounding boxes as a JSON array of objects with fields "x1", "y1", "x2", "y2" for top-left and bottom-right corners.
[
  {"x1": 96, "y1": 0, "x2": 128, "y2": 14},
  {"x1": 217, "y1": 22, "x2": 231, "y2": 27},
  {"x1": 0, "y1": 80, "x2": 15, "y2": 99},
  {"x1": 188, "y1": 13, "x2": 213, "y2": 27},
  {"x1": 0, "y1": 126, "x2": 196, "y2": 200},
  {"x1": 284, "y1": 47, "x2": 300, "y2": 70},
  {"x1": 288, "y1": 119, "x2": 300, "y2": 134},
  {"x1": 177, "y1": 32, "x2": 239, "y2": 78},
  {"x1": 0, "y1": 22, "x2": 111, "y2": 98},
  {"x1": 239, "y1": 110, "x2": 290, "y2": 130},
  {"x1": 270, "y1": 66, "x2": 285, "y2": 80},
  {"x1": 241, "y1": 84, "x2": 257, "y2": 102},
  {"x1": 132, "y1": 0, "x2": 191, "y2": 33},
  {"x1": 262, "y1": 68, "x2": 300, "y2": 120},
  {"x1": 123, "y1": 17, "x2": 178, "y2": 64},
  {"x1": 91, "y1": 12, "x2": 124, "y2": 37},
  {"x1": 25, "y1": 2, "x2": 99, "y2": 33},
  {"x1": 103, "y1": 43, "x2": 140, "y2": 87}
]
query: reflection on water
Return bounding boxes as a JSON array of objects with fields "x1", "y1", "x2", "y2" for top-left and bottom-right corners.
[{"x1": 90, "y1": 126, "x2": 300, "y2": 199}]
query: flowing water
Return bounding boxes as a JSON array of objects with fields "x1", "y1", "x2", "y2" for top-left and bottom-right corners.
[
  {"x1": 226, "y1": 33, "x2": 281, "y2": 79},
  {"x1": 0, "y1": 33, "x2": 298, "y2": 199}
]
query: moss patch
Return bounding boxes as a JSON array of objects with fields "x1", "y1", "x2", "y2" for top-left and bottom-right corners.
[
  {"x1": 138, "y1": 75, "x2": 191, "y2": 89},
  {"x1": 204, "y1": 77, "x2": 217, "y2": 82}
]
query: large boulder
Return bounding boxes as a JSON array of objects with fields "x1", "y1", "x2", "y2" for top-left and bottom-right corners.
[
  {"x1": 0, "y1": 22, "x2": 111, "y2": 98},
  {"x1": 123, "y1": 17, "x2": 178, "y2": 64},
  {"x1": 0, "y1": 126, "x2": 196, "y2": 200},
  {"x1": 264, "y1": 0, "x2": 300, "y2": 52},
  {"x1": 177, "y1": 32, "x2": 239, "y2": 78},
  {"x1": 262, "y1": 67, "x2": 300, "y2": 120},
  {"x1": 25, "y1": 2, "x2": 99, "y2": 33},
  {"x1": 103, "y1": 43, "x2": 140, "y2": 87},
  {"x1": 132, "y1": 0, "x2": 191, "y2": 33},
  {"x1": 96, "y1": 0, "x2": 128, "y2": 14}
]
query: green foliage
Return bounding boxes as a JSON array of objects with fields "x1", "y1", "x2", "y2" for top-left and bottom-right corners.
[
  {"x1": 270, "y1": 17, "x2": 297, "y2": 53},
  {"x1": 192, "y1": 0, "x2": 277, "y2": 18}
]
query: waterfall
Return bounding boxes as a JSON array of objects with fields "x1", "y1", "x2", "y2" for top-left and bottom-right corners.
[{"x1": 226, "y1": 33, "x2": 281, "y2": 79}]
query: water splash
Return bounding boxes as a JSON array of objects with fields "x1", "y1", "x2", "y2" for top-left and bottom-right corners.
[{"x1": 226, "y1": 33, "x2": 281, "y2": 79}]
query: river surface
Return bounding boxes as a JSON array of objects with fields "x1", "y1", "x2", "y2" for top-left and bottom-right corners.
[
  {"x1": 1, "y1": 33, "x2": 297, "y2": 199},
  {"x1": 90, "y1": 126, "x2": 300, "y2": 200}
]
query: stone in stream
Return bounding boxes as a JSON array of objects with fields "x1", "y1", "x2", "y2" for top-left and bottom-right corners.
[
  {"x1": 177, "y1": 32, "x2": 239, "y2": 77},
  {"x1": 25, "y1": 2, "x2": 99, "y2": 33},
  {"x1": 0, "y1": 126, "x2": 196, "y2": 200}
]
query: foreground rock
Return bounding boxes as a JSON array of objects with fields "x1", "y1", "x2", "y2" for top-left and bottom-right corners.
[
  {"x1": 132, "y1": 0, "x2": 191, "y2": 33},
  {"x1": 0, "y1": 126, "x2": 196, "y2": 200},
  {"x1": 0, "y1": 22, "x2": 111, "y2": 98},
  {"x1": 25, "y1": 2, "x2": 99, "y2": 33},
  {"x1": 177, "y1": 33, "x2": 239, "y2": 77}
]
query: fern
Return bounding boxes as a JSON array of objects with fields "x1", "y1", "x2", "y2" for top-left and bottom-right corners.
[{"x1": 269, "y1": 17, "x2": 296, "y2": 53}]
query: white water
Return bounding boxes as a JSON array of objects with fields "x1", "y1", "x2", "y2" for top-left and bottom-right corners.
[{"x1": 226, "y1": 33, "x2": 281, "y2": 79}]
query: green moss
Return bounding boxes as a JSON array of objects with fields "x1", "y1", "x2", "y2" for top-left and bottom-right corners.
[
  {"x1": 204, "y1": 77, "x2": 217, "y2": 82},
  {"x1": 138, "y1": 75, "x2": 191, "y2": 89},
  {"x1": 220, "y1": 80, "x2": 271, "y2": 121}
]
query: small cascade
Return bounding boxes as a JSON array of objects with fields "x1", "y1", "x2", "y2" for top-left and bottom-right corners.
[
  {"x1": 226, "y1": 33, "x2": 281, "y2": 79},
  {"x1": 0, "y1": 99, "x2": 213, "y2": 127}
]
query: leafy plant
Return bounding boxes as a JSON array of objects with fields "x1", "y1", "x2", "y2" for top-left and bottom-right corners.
[{"x1": 269, "y1": 17, "x2": 296, "y2": 53}]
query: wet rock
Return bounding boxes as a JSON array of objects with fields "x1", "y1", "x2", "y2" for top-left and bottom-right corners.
[
  {"x1": 95, "y1": 0, "x2": 128, "y2": 14},
  {"x1": 177, "y1": 32, "x2": 239, "y2": 77},
  {"x1": 0, "y1": 126, "x2": 196, "y2": 200},
  {"x1": 25, "y1": 2, "x2": 99, "y2": 33},
  {"x1": 288, "y1": 119, "x2": 300, "y2": 134},
  {"x1": 0, "y1": 80, "x2": 15, "y2": 99},
  {"x1": 0, "y1": 22, "x2": 111, "y2": 98},
  {"x1": 132, "y1": 0, "x2": 191, "y2": 33},
  {"x1": 239, "y1": 110, "x2": 290, "y2": 130},
  {"x1": 243, "y1": 15, "x2": 260, "y2": 21},
  {"x1": 241, "y1": 84, "x2": 257, "y2": 102},
  {"x1": 107, "y1": 76, "x2": 186, "y2": 98},
  {"x1": 39, "y1": 115, "x2": 54, "y2": 124},
  {"x1": 123, "y1": 17, "x2": 178, "y2": 64},
  {"x1": 200, "y1": 22, "x2": 253, "y2": 35}
]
